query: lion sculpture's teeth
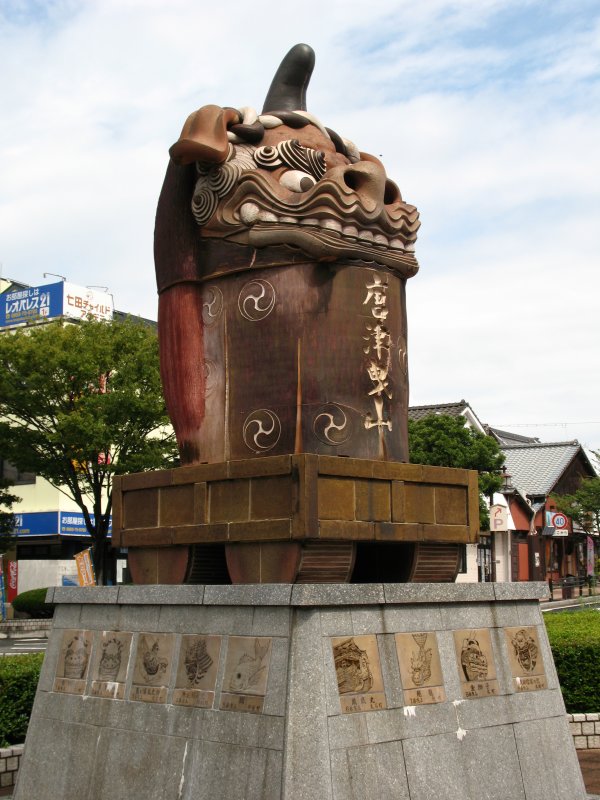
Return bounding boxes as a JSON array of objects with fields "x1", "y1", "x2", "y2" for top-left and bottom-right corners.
[{"x1": 238, "y1": 202, "x2": 413, "y2": 252}]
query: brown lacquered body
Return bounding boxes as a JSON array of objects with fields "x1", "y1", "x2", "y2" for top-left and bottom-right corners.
[{"x1": 160, "y1": 260, "x2": 409, "y2": 465}]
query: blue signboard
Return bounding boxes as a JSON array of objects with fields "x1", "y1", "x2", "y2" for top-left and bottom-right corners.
[
  {"x1": 13, "y1": 510, "x2": 111, "y2": 538},
  {"x1": 0, "y1": 282, "x2": 64, "y2": 327},
  {"x1": 60, "y1": 511, "x2": 112, "y2": 538},
  {"x1": 13, "y1": 511, "x2": 59, "y2": 537}
]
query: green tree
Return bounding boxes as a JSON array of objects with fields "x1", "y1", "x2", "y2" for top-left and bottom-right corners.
[
  {"x1": 552, "y1": 477, "x2": 600, "y2": 538},
  {"x1": 0, "y1": 479, "x2": 19, "y2": 553},
  {"x1": 0, "y1": 318, "x2": 177, "y2": 584},
  {"x1": 408, "y1": 414, "x2": 505, "y2": 529}
]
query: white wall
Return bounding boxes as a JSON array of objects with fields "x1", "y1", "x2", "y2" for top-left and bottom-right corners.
[
  {"x1": 17, "y1": 559, "x2": 77, "y2": 593},
  {"x1": 456, "y1": 543, "x2": 479, "y2": 583},
  {"x1": 495, "y1": 530, "x2": 511, "y2": 582}
]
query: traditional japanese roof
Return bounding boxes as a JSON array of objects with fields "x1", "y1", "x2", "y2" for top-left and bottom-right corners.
[
  {"x1": 485, "y1": 426, "x2": 540, "y2": 446},
  {"x1": 408, "y1": 400, "x2": 486, "y2": 433},
  {"x1": 502, "y1": 440, "x2": 594, "y2": 498}
]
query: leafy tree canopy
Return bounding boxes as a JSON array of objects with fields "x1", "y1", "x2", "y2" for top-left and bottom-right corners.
[
  {"x1": 0, "y1": 317, "x2": 178, "y2": 582},
  {"x1": 552, "y1": 476, "x2": 600, "y2": 536},
  {"x1": 408, "y1": 414, "x2": 505, "y2": 529},
  {"x1": 0, "y1": 479, "x2": 19, "y2": 553}
]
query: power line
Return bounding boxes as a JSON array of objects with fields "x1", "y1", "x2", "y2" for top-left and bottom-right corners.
[{"x1": 496, "y1": 421, "x2": 600, "y2": 428}]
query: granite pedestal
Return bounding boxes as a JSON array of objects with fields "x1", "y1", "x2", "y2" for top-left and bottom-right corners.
[{"x1": 14, "y1": 583, "x2": 586, "y2": 799}]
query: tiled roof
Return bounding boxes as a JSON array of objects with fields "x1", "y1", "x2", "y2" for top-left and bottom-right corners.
[
  {"x1": 408, "y1": 400, "x2": 469, "y2": 421},
  {"x1": 486, "y1": 427, "x2": 540, "y2": 445},
  {"x1": 502, "y1": 441, "x2": 586, "y2": 497}
]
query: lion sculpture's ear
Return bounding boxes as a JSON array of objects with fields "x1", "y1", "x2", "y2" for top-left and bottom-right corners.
[{"x1": 169, "y1": 104, "x2": 240, "y2": 166}]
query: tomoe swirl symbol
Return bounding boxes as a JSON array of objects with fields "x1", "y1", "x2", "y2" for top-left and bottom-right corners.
[
  {"x1": 202, "y1": 285, "x2": 223, "y2": 325},
  {"x1": 238, "y1": 279, "x2": 276, "y2": 321},
  {"x1": 242, "y1": 410, "x2": 282, "y2": 453},
  {"x1": 313, "y1": 404, "x2": 353, "y2": 445}
]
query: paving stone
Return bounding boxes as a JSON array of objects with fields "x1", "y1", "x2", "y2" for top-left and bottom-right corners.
[
  {"x1": 382, "y1": 603, "x2": 444, "y2": 633},
  {"x1": 54, "y1": 586, "x2": 119, "y2": 604},
  {"x1": 327, "y1": 713, "x2": 370, "y2": 750},
  {"x1": 350, "y1": 605, "x2": 386, "y2": 635},
  {"x1": 283, "y1": 608, "x2": 332, "y2": 800},
  {"x1": 91, "y1": 728, "x2": 188, "y2": 800},
  {"x1": 251, "y1": 606, "x2": 292, "y2": 638},
  {"x1": 117, "y1": 604, "x2": 161, "y2": 632},
  {"x1": 204, "y1": 584, "x2": 292, "y2": 606},
  {"x1": 330, "y1": 740, "x2": 410, "y2": 800},
  {"x1": 384, "y1": 583, "x2": 495, "y2": 604},
  {"x1": 262, "y1": 636, "x2": 290, "y2": 717},
  {"x1": 117, "y1": 585, "x2": 205, "y2": 605},
  {"x1": 79, "y1": 603, "x2": 121, "y2": 630},
  {"x1": 12, "y1": 718, "x2": 97, "y2": 800},
  {"x1": 403, "y1": 726, "x2": 526, "y2": 800},
  {"x1": 318, "y1": 607, "x2": 354, "y2": 637},
  {"x1": 183, "y1": 740, "x2": 282, "y2": 800},
  {"x1": 292, "y1": 583, "x2": 384, "y2": 606},
  {"x1": 514, "y1": 716, "x2": 588, "y2": 799},
  {"x1": 494, "y1": 581, "x2": 548, "y2": 601},
  {"x1": 52, "y1": 603, "x2": 82, "y2": 629}
]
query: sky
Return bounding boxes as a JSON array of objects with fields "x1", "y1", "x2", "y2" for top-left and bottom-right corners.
[{"x1": 1, "y1": 0, "x2": 599, "y2": 459}]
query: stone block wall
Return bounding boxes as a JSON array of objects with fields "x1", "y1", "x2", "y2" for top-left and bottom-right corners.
[
  {"x1": 0, "y1": 745, "x2": 24, "y2": 789},
  {"x1": 0, "y1": 620, "x2": 52, "y2": 638},
  {"x1": 568, "y1": 713, "x2": 600, "y2": 749}
]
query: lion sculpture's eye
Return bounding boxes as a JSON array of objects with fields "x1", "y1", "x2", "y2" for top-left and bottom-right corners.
[{"x1": 279, "y1": 170, "x2": 316, "y2": 192}]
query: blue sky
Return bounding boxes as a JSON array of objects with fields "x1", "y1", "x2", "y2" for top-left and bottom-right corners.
[{"x1": 1, "y1": 0, "x2": 599, "y2": 456}]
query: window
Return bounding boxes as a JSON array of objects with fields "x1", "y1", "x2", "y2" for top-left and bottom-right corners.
[
  {"x1": 458, "y1": 543, "x2": 468, "y2": 574},
  {"x1": 0, "y1": 459, "x2": 36, "y2": 485}
]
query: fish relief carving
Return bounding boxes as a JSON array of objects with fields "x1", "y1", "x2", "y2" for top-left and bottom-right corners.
[
  {"x1": 228, "y1": 638, "x2": 270, "y2": 692},
  {"x1": 410, "y1": 633, "x2": 433, "y2": 687}
]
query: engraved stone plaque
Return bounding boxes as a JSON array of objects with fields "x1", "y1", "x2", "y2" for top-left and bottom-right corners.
[
  {"x1": 504, "y1": 626, "x2": 547, "y2": 692},
  {"x1": 220, "y1": 636, "x2": 272, "y2": 714},
  {"x1": 53, "y1": 629, "x2": 93, "y2": 694},
  {"x1": 453, "y1": 628, "x2": 499, "y2": 699},
  {"x1": 90, "y1": 631, "x2": 132, "y2": 700},
  {"x1": 130, "y1": 633, "x2": 174, "y2": 704},
  {"x1": 173, "y1": 634, "x2": 222, "y2": 708},
  {"x1": 331, "y1": 635, "x2": 387, "y2": 714},
  {"x1": 395, "y1": 631, "x2": 446, "y2": 706}
]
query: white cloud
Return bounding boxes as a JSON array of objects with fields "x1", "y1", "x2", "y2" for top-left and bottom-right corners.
[{"x1": 1, "y1": 0, "x2": 599, "y2": 454}]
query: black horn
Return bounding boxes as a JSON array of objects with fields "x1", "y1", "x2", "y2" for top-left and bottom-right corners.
[{"x1": 262, "y1": 43, "x2": 315, "y2": 114}]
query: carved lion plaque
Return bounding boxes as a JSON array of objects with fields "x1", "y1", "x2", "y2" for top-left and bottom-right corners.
[{"x1": 453, "y1": 628, "x2": 499, "y2": 699}]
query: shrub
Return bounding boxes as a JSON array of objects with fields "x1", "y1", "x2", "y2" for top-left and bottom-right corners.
[
  {"x1": 545, "y1": 608, "x2": 600, "y2": 713},
  {"x1": 11, "y1": 588, "x2": 55, "y2": 618},
  {"x1": 0, "y1": 653, "x2": 44, "y2": 746}
]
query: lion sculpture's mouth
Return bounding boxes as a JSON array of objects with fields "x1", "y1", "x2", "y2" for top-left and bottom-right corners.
[{"x1": 203, "y1": 169, "x2": 420, "y2": 276}]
